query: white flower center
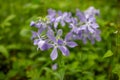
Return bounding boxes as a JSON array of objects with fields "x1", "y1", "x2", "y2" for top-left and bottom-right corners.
[{"x1": 86, "y1": 21, "x2": 91, "y2": 27}]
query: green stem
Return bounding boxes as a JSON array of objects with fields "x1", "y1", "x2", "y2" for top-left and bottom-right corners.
[{"x1": 58, "y1": 55, "x2": 65, "y2": 80}]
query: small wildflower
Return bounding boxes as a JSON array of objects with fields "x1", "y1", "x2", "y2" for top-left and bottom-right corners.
[
  {"x1": 52, "y1": 63, "x2": 57, "y2": 70},
  {"x1": 84, "y1": 6, "x2": 100, "y2": 17},
  {"x1": 30, "y1": 7, "x2": 101, "y2": 61},
  {"x1": 46, "y1": 28, "x2": 77, "y2": 60},
  {"x1": 30, "y1": 21, "x2": 35, "y2": 26}
]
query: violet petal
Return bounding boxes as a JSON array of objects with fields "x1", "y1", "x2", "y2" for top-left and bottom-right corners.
[
  {"x1": 50, "y1": 47, "x2": 58, "y2": 60},
  {"x1": 59, "y1": 46, "x2": 69, "y2": 56},
  {"x1": 67, "y1": 41, "x2": 78, "y2": 48}
]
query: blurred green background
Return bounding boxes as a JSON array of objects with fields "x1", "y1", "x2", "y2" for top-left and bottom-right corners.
[{"x1": 0, "y1": 0, "x2": 120, "y2": 80}]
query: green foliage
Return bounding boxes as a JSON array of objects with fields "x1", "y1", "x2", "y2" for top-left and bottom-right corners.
[
  {"x1": 112, "y1": 64, "x2": 120, "y2": 80},
  {"x1": 0, "y1": 0, "x2": 119, "y2": 80},
  {"x1": 103, "y1": 50, "x2": 113, "y2": 58},
  {"x1": 1, "y1": 14, "x2": 16, "y2": 28},
  {"x1": 0, "y1": 45, "x2": 9, "y2": 58}
]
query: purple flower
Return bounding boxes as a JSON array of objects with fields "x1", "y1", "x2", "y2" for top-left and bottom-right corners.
[
  {"x1": 88, "y1": 29, "x2": 101, "y2": 44},
  {"x1": 47, "y1": 9, "x2": 72, "y2": 28},
  {"x1": 84, "y1": 6, "x2": 100, "y2": 17},
  {"x1": 54, "y1": 12, "x2": 72, "y2": 28},
  {"x1": 52, "y1": 63, "x2": 57, "y2": 70},
  {"x1": 31, "y1": 31, "x2": 38, "y2": 40},
  {"x1": 33, "y1": 34, "x2": 51, "y2": 51},
  {"x1": 76, "y1": 9, "x2": 86, "y2": 22},
  {"x1": 31, "y1": 24, "x2": 52, "y2": 51},
  {"x1": 34, "y1": 39, "x2": 52, "y2": 51},
  {"x1": 47, "y1": 29, "x2": 77, "y2": 60},
  {"x1": 30, "y1": 7, "x2": 101, "y2": 62},
  {"x1": 76, "y1": 10, "x2": 99, "y2": 33},
  {"x1": 30, "y1": 21, "x2": 35, "y2": 26},
  {"x1": 77, "y1": 28, "x2": 101, "y2": 44},
  {"x1": 30, "y1": 19, "x2": 50, "y2": 29},
  {"x1": 69, "y1": 18, "x2": 79, "y2": 33},
  {"x1": 46, "y1": 29, "x2": 66, "y2": 60},
  {"x1": 31, "y1": 26, "x2": 45, "y2": 39},
  {"x1": 30, "y1": 21, "x2": 42, "y2": 28},
  {"x1": 48, "y1": 9, "x2": 56, "y2": 17},
  {"x1": 47, "y1": 9, "x2": 56, "y2": 23}
]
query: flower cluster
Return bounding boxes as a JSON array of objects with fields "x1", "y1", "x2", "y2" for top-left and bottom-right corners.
[{"x1": 30, "y1": 6, "x2": 101, "y2": 60}]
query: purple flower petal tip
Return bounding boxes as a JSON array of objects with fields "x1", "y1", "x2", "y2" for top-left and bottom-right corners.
[
  {"x1": 30, "y1": 21, "x2": 35, "y2": 26},
  {"x1": 67, "y1": 41, "x2": 78, "y2": 48}
]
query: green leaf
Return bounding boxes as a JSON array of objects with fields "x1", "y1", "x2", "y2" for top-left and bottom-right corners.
[
  {"x1": 103, "y1": 50, "x2": 113, "y2": 58},
  {"x1": 20, "y1": 29, "x2": 28, "y2": 37},
  {"x1": 1, "y1": 14, "x2": 16, "y2": 28},
  {"x1": 0, "y1": 45, "x2": 9, "y2": 58},
  {"x1": 23, "y1": 3, "x2": 39, "y2": 9},
  {"x1": 26, "y1": 69, "x2": 41, "y2": 80},
  {"x1": 6, "y1": 70, "x2": 18, "y2": 78},
  {"x1": 112, "y1": 64, "x2": 120, "y2": 79},
  {"x1": 4, "y1": 14, "x2": 16, "y2": 22}
]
